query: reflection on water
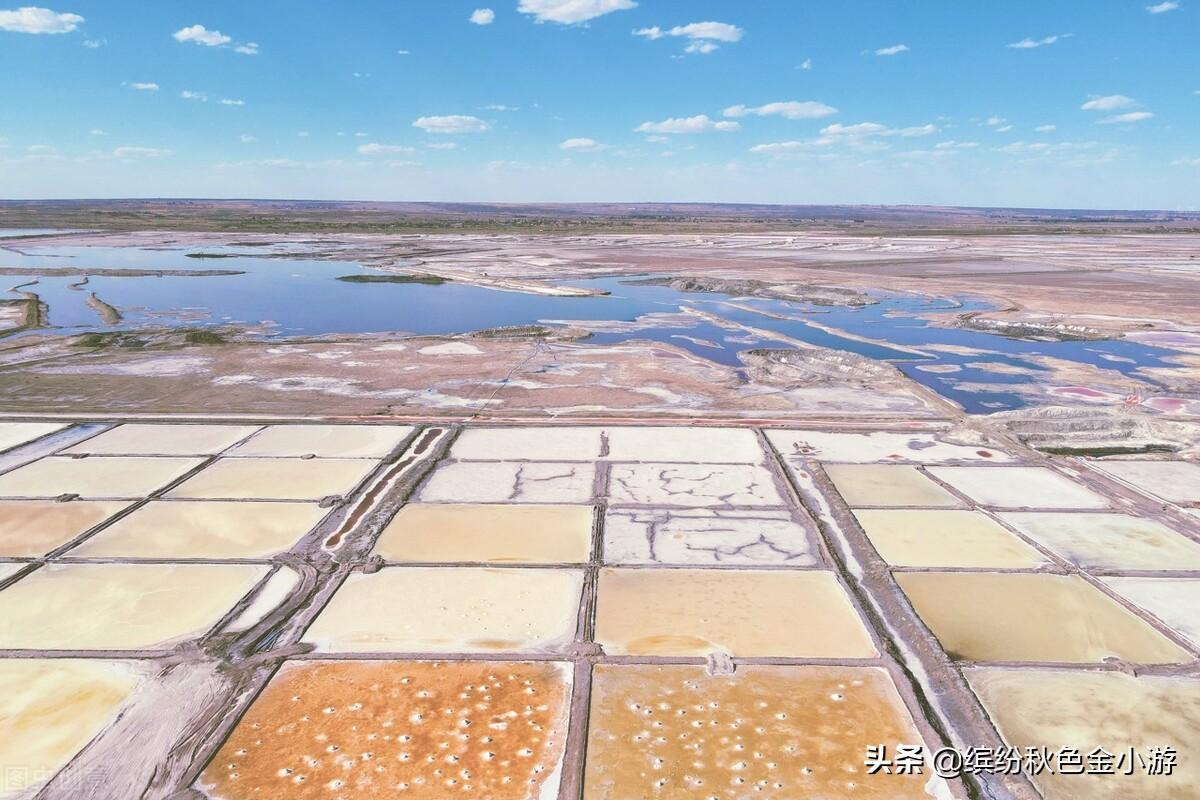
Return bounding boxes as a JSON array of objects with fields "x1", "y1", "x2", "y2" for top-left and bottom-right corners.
[{"x1": 2, "y1": 245, "x2": 1183, "y2": 414}]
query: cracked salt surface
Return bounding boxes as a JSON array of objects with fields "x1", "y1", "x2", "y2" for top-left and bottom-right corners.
[
  {"x1": 608, "y1": 463, "x2": 785, "y2": 507},
  {"x1": 419, "y1": 462, "x2": 596, "y2": 504},
  {"x1": 603, "y1": 507, "x2": 816, "y2": 566}
]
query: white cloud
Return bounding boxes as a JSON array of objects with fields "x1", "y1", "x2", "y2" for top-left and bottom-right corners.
[
  {"x1": 129, "y1": 82, "x2": 159, "y2": 92},
  {"x1": 559, "y1": 137, "x2": 609, "y2": 152},
  {"x1": 82, "y1": 38, "x2": 104, "y2": 48},
  {"x1": 412, "y1": 115, "x2": 490, "y2": 134},
  {"x1": 397, "y1": 48, "x2": 410, "y2": 55},
  {"x1": 297, "y1": 131, "x2": 309, "y2": 137},
  {"x1": 518, "y1": 0, "x2": 637, "y2": 24},
  {"x1": 0, "y1": 7, "x2": 83, "y2": 34},
  {"x1": 173, "y1": 24, "x2": 255, "y2": 54},
  {"x1": 27, "y1": 144, "x2": 55, "y2": 154},
  {"x1": 644, "y1": 135, "x2": 669, "y2": 143},
  {"x1": 173, "y1": 24, "x2": 231, "y2": 47},
  {"x1": 239, "y1": 134, "x2": 257, "y2": 143},
  {"x1": 985, "y1": 116, "x2": 1008, "y2": 127},
  {"x1": 1147, "y1": 1, "x2": 1180, "y2": 12},
  {"x1": 89, "y1": 128, "x2": 105, "y2": 136},
  {"x1": 483, "y1": 104, "x2": 518, "y2": 111},
  {"x1": 219, "y1": 98, "x2": 245, "y2": 106},
  {"x1": 113, "y1": 146, "x2": 171, "y2": 158},
  {"x1": 634, "y1": 20, "x2": 743, "y2": 54},
  {"x1": 180, "y1": 90, "x2": 207, "y2": 102},
  {"x1": 748, "y1": 141, "x2": 811, "y2": 154},
  {"x1": 798, "y1": 58, "x2": 812, "y2": 70},
  {"x1": 1007, "y1": 33, "x2": 1071, "y2": 49},
  {"x1": 823, "y1": 122, "x2": 937, "y2": 137},
  {"x1": 1171, "y1": 156, "x2": 1200, "y2": 166},
  {"x1": 873, "y1": 44, "x2": 909, "y2": 56},
  {"x1": 635, "y1": 115, "x2": 740, "y2": 134},
  {"x1": 750, "y1": 121, "x2": 938, "y2": 155},
  {"x1": 469, "y1": 8, "x2": 494, "y2": 25},
  {"x1": 426, "y1": 142, "x2": 458, "y2": 150},
  {"x1": 1035, "y1": 124, "x2": 1057, "y2": 132},
  {"x1": 358, "y1": 143, "x2": 417, "y2": 155},
  {"x1": 934, "y1": 140, "x2": 979, "y2": 149},
  {"x1": 1100, "y1": 111, "x2": 1154, "y2": 124},
  {"x1": 1081, "y1": 95, "x2": 1135, "y2": 111},
  {"x1": 723, "y1": 101, "x2": 838, "y2": 120}
]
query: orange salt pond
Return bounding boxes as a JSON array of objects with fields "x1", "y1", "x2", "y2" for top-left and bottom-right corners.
[
  {"x1": 199, "y1": 660, "x2": 572, "y2": 800},
  {"x1": 584, "y1": 664, "x2": 946, "y2": 800}
]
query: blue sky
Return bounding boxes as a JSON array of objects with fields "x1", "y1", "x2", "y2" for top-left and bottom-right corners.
[{"x1": 1, "y1": 1, "x2": 1197, "y2": 208}]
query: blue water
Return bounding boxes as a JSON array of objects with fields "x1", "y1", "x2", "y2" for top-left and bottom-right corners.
[{"x1": 1, "y1": 245, "x2": 1183, "y2": 414}]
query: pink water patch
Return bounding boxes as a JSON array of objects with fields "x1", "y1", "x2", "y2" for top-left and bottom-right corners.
[
  {"x1": 1049, "y1": 386, "x2": 1124, "y2": 403},
  {"x1": 1144, "y1": 396, "x2": 1200, "y2": 416}
]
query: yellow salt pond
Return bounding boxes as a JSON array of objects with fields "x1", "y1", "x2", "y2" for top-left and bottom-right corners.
[
  {"x1": 64, "y1": 424, "x2": 260, "y2": 456},
  {"x1": 66, "y1": 501, "x2": 326, "y2": 559},
  {"x1": 967, "y1": 668, "x2": 1200, "y2": 800},
  {"x1": 0, "y1": 563, "x2": 269, "y2": 650},
  {"x1": 896, "y1": 572, "x2": 1190, "y2": 663},
  {"x1": 825, "y1": 464, "x2": 962, "y2": 508},
  {"x1": 166, "y1": 457, "x2": 376, "y2": 500},
  {"x1": 373, "y1": 503, "x2": 594, "y2": 563},
  {"x1": 0, "y1": 456, "x2": 204, "y2": 499},
  {"x1": 229, "y1": 424, "x2": 412, "y2": 458},
  {"x1": 302, "y1": 567, "x2": 583, "y2": 653},
  {"x1": 594, "y1": 568, "x2": 876, "y2": 658},
  {"x1": 853, "y1": 509, "x2": 1045, "y2": 568},
  {"x1": 0, "y1": 659, "x2": 142, "y2": 798}
]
